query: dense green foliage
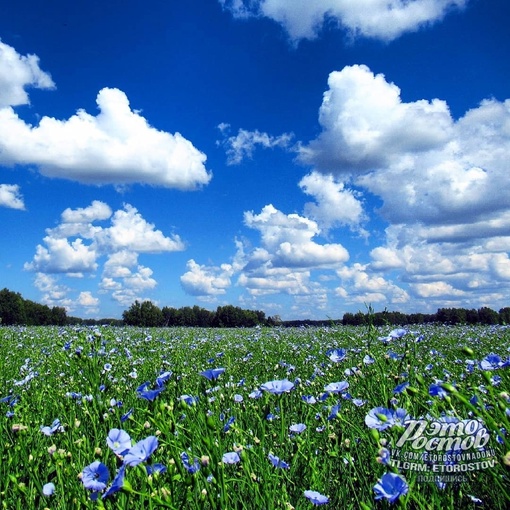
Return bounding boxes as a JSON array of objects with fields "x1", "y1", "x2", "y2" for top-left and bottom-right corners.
[
  {"x1": 341, "y1": 307, "x2": 510, "y2": 326},
  {"x1": 122, "y1": 301, "x2": 267, "y2": 328},
  {"x1": 0, "y1": 288, "x2": 67, "y2": 326}
]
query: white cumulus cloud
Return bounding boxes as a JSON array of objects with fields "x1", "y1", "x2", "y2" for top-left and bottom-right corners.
[
  {"x1": 299, "y1": 64, "x2": 453, "y2": 174},
  {"x1": 0, "y1": 184, "x2": 25, "y2": 210},
  {"x1": 219, "y1": 0, "x2": 466, "y2": 42},
  {"x1": 0, "y1": 87, "x2": 211, "y2": 189},
  {"x1": 0, "y1": 39, "x2": 55, "y2": 108},
  {"x1": 26, "y1": 201, "x2": 186, "y2": 310},
  {"x1": 336, "y1": 263, "x2": 409, "y2": 304},
  {"x1": 244, "y1": 204, "x2": 349, "y2": 269},
  {"x1": 101, "y1": 204, "x2": 185, "y2": 253},
  {"x1": 180, "y1": 259, "x2": 233, "y2": 296},
  {"x1": 0, "y1": 41, "x2": 211, "y2": 190},
  {"x1": 299, "y1": 171, "x2": 367, "y2": 234}
]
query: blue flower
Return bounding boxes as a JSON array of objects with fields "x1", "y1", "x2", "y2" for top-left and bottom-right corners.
[
  {"x1": 200, "y1": 368, "x2": 225, "y2": 381},
  {"x1": 324, "y1": 381, "x2": 349, "y2": 394},
  {"x1": 326, "y1": 348, "x2": 346, "y2": 363},
  {"x1": 390, "y1": 328, "x2": 407, "y2": 339},
  {"x1": 491, "y1": 375, "x2": 502, "y2": 386},
  {"x1": 392, "y1": 408, "x2": 411, "y2": 427},
  {"x1": 181, "y1": 452, "x2": 200, "y2": 474},
  {"x1": 40, "y1": 418, "x2": 63, "y2": 436},
  {"x1": 260, "y1": 379, "x2": 294, "y2": 395},
  {"x1": 223, "y1": 416, "x2": 235, "y2": 432},
  {"x1": 137, "y1": 382, "x2": 165, "y2": 401},
  {"x1": 268, "y1": 453, "x2": 289, "y2": 469},
  {"x1": 304, "y1": 490, "x2": 329, "y2": 505},
  {"x1": 102, "y1": 464, "x2": 126, "y2": 499},
  {"x1": 146, "y1": 463, "x2": 167, "y2": 475},
  {"x1": 289, "y1": 423, "x2": 306, "y2": 434},
  {"x1": 374, "y1": 472, "x2": 408, "y2": 503},
  {"x1": 302, "y1": 395, "x2": 317, "y2": 404},
  {"x1": 120, "y1": 408, "x2": 134, "y2": 422},
  {"x1": 480, "y1": 353, "x2": 502, "y2": 370},
  {"x1": 179, "y1": 394, "x2": 198, "y2": 405},
  {"x1": 327, "y1": 403, "x2": 340, "y2": 421},
  {"x1": 429, "y1": 383, "x2": 448, "y2": 399},
  {"x1": 82, "y1": 461, "x2": 110, "y2": 492},
  {"x1": 365, "y1": 407, "x2": 394, "y2": 431},
  {"x1": 107, "y1": 429, "x2": 132, "y2": 455},
  {"x1": 393, "y1": 381, "x2": 409, "y2": 394},
  {"x1": 222, "y1": 451, "x2": 240, "y2": 464},
  {"x1": 363, "y1": 355, "x2": 375, "y2": 365},
  {"x1": 123, "y1": 436, "x2": 158, "y2": 467},
  {"x1": 0, "y1": 395, "x2": 17, "y2": 405},
  {"x1": 249, "y1": 389, "x2": 263, "y2": 399},
  {"x1": 377, "y1": 447, "x2": 391, "y2": 465},
  {"x1": 42, "y1": 482, "x2": 55, "y2": 496},
  {"x1": 155, "y1": 370, "x2": 172, "y2": 387},
  {"x1": 233, "y1": 394, "x2": 244, "y2": 403}
]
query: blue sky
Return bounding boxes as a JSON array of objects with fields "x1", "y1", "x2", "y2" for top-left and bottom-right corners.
[{"x1": 1, "y1": 0, "x2": 509, "y2": 320}]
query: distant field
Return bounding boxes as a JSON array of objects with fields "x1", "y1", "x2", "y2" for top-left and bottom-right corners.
[{"x1": 1, "y1": 324, "x2": 509, "y2": 509}]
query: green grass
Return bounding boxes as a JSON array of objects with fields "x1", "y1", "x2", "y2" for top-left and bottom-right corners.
[{"x1": 0, "y1": 324, "x2": 509, "y2": 509}]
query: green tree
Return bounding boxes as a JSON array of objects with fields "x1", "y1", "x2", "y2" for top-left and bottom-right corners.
[
  {"x1": 0, "y1": 288, "x2": 26, "y2": 325},
  {"x1": 499, "y1": 307, "x2": 510, "y2": 325},
  {"x1": 123, "y1": 301, "x2": 143, "y2": 326},
  {"x1": 140, "y1": 301, "x2": 164, "y2": 327},
  {"x1": 478, "y1": 307, "x2": 499, "y2": 325}
]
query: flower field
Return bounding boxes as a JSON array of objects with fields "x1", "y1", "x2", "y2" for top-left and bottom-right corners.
[{"x1": 1, "y1": 324, "x2": 509, "y2": 509}]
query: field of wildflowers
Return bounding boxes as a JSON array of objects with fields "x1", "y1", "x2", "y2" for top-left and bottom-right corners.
[{"x1": 1, "y1": 323, "x2": 509, "y2": 509}]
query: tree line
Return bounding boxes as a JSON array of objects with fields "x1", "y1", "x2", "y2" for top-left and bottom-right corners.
[
  {"x1": 340, "y1": 306, "x2": 510, "y2": 326},
  {"x1": 122, "y1": 301, "x2": 270, "y2": 328},
  {"x1": 2, "y1": 287, "x2": 510, "y2": 328},
  {"x1": 0, "y1": 288, "x2": 67, "y2": 326}
]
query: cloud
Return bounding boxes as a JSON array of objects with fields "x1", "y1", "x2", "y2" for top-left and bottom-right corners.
[
  {"x1": 335, "y1": 263, "x2": 409, "y2": 304},
  {"x1": 366, "y1": 224, "x2": 510, "y2": 310},
  {"x1": 299, "y1": 171, "x2": 367, "y2": 234},
  {"x1": 411, "y1": 281, "x2": 465, "y2": 298},
  {"x1": 25, "y1": 237, "x2": 98, "y2": 276},
  {"x1": 33, "y1": 273, "x2": 74, "y2": 310},
  {"x1": 219, "y1": 0, "x2": 466, "y2": 42},
  {"x1": 218, "y1": 126, "x2": 294, "y2": 165},
  {"x1": 301, "y1": 65, "x2": 510, "y2": 241},
  {"x1": 26, "y1": 201, "x2": 185, "y2": 310},
  {"x1": 0, "y1": 39, "x2": 55, "y2": 108},
  {"x1": 0, "y1": 41, "x2": 210, "y2": 189},
  {"x1": 0, "y1": 87, "x2": 211, "y2": 189},
  {"x1": 0, "y1": 184, "x2": 25, "y2": 210},
  {"x1": 180, "y1": 259, "x2": 233, "y2": 296},
  {"x1": 181, "y1": 204, "x2": 349, "y2": 302},
  {"x1": 313, "y1": 66, "x2": 510, "y2": 311},
  {"x1": 77, "y1": 291, "x2": 100, "y2": 315},
  {"x1": 61, "y1": 200, "x2": 113, "y2": 224},
  {"x1": 299, "y1": 64, "x2": 453, "y2": 174},
  {"x1": 101, "y1": 204, "x2": 185, "y2": 253},
  {"x1": 244, "y1": 204, "x2": 349, "y2": 269}
]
